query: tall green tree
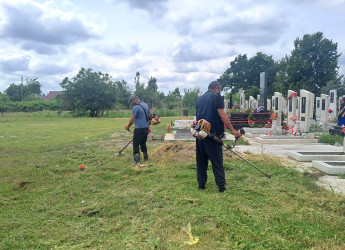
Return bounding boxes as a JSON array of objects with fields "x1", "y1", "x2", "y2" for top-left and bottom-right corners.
[
  {"x1": 0, "y1": 92, "x2": 9, "y2": 115},
  {"x1": 60, "y1": 68, "x2": 116, "y2": 117},
  {"x1": 165, "y1": 87, "x2": 182, "y2": 109},
  {"x1": 114, "y1": 80, "x2": 131, "y2": 107},
  {"x1": 4, "y1": 78, "x2": 42, "y2": 101},
  {"x1": 220, "y1": 53, "x2": 278, "y2": 95},
  {"x1": 285, "y1": 32, "x2": 341, "y2": 96},
  {"x1": 183, "y1": 88, "x2": 201, "y2": 108}
]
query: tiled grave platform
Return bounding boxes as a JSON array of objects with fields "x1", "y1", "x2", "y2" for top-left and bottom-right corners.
[
  {"x1": 288, "y1": 151, "x2": 345, "y2": 162},
  {"x1": 255, "y1": 135, "x2": 318, "y2": 144},
  {"x1": 312, "y1": 161, "x2": 345, "y2": 175}
]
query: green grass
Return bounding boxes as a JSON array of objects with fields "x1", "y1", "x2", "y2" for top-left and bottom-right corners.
[{"x1": 1, "y1": 113, "x2": 345, "y2": 249}]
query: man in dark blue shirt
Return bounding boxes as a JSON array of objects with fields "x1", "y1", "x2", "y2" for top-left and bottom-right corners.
[
  {"x1": 196, "y1": 81, "x2": 241, "y2": 192},
  {"x1": 125, "y1": 94, "x2": 150, "y2": 164}
]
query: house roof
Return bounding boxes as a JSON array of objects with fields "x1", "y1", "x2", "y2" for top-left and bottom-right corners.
[{"x1": 43, "y1": 91, "x2": 64, "y2": 101}]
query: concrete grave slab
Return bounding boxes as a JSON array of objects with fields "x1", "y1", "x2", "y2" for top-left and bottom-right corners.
[
  {"x1": 288, "y1": 151, "x2": 345, "y2": 162},
  {"x1": 255, "y1": 135, "x2": 318, "y2": 144},
  {"x1": 312, "y1": 161, "x2": 345, "y2": 175}
]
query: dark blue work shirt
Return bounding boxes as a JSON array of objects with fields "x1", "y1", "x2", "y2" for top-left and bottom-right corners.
[{"x1": 196, "y1": 90, "x2": 224, "y2": 136}]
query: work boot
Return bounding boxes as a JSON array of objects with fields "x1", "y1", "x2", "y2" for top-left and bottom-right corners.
[
  {"x1": 143, "y1": 152, "x2": 149, "y2": 161},
  {"x1": 133, "y1": 153, "x2": 141, "y2": 163},
  {"x1": 218, "y1": 185, "x2": 227, "y2": 193}
]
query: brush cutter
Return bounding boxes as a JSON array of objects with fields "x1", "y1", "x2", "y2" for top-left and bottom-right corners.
[
  {"x1": 222, "y1": 129, "x2": 272, "y2": 178},
  {"x1": 115, "y1": 129, "x2": 133, "y2": 156}
]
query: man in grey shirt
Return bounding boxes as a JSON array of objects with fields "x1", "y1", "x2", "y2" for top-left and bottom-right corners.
[{"x1": 125, "y1": 94, "x2": 150, "y2": 164}]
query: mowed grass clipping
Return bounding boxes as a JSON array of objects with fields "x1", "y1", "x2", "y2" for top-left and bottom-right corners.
[{"x1": 1, "y1": 114, "x2": 345, "y2": 249}]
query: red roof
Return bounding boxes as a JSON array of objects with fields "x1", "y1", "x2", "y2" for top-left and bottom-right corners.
[{"x1": 44, "y1": 91, "x2": 64, "y2": 101}]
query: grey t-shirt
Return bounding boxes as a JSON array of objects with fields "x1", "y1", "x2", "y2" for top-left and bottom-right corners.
[{"x1": 132, "y1": 101, "x2": 149, "y2": 128}]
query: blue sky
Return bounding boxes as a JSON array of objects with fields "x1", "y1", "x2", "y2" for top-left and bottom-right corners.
[{"x1": 0, "y1": 0, "x2": 344, "y2": 95}]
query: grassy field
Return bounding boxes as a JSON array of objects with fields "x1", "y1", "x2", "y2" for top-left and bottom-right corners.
[{"x1": 1, "y1": 112, "x2": 345, "y2": 249}]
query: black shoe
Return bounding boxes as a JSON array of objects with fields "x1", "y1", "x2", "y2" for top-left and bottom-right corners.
[
  {"x1": 198, "y1": 184, "x2": 206, "y2": 190},
  {"x1": 218, "y1": 185, "x2": 227, "y2": 193},
  {"x1": 133, "y1": 153, "x2": 141, "y2": 163},
  {"x1": 143, "y1": 152, "x2": 148, "y2": 161}
]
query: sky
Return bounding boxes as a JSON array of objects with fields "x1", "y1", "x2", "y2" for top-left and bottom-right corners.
[{"x1": 0, "y1": 0, "x2": 344, "y2": 95}]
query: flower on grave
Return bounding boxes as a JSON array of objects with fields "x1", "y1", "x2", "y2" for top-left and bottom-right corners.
[
  {"x1": 328, "y1": 109, "x2": 333, "y2": 113},
  {"x1": 80, "y1": 164, "x2": 85, "y2": 170},
  {"x1": 255, "y1": 107, "x2": 262, "y2": 113},
  {"x1": 270, "y1": 112, "x2": 278, "y2": 121},
  {"x1": 248, "y1": 119, "x2": 255, "y2": 127},
  {"x1": 290, "y1": 115, "x2": 298, "y2": 122}
]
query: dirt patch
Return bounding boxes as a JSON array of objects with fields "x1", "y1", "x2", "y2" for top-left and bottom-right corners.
[
  {"x1": 151, "y1": 141, "x2": 234, "y2": 163},
  {"x1": 151, "y1": 141, "x2": 194, "y2": 162},
  {"x1": 13, "y1": 180, "x2": 33, "y2": 190}
]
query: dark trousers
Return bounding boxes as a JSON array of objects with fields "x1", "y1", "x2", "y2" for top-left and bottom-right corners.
[
  {"x1": 133, "y1": 128, "x2": 148, "y2": 154},
  {"x1": 196, "y1": 137, "x2": 225, "y2": 186}
]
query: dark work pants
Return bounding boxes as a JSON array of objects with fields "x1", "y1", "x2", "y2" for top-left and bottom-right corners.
[
  {"x1": 196, "y1": 137, "x2": 225, "y2": 186},
  {"x1": 133, "y1": 128, "x2": 148, "y2": 154}
]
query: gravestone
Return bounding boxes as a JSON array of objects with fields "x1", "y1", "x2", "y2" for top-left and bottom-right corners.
[
  {"x1": 287, "y1": 90, "x2": 297, "y2": 126},
  {"x1": 257, "y1": 94, "x2": 261, "y2": 108},
  {"x1": 315, "y1": 97, "x2": 321, "y2": 122},
  {"x1": 224, "y1": 95, "x2": 229, "y2": 111},
  {"x1": 245, "y1": 100, "x2": 248, "y2": 110},
  {"x1": 329, "y1": 89, "x2": 337, "y2": 119},
  {"x1": 299, "y1": 89, "x2": 312, "y2": 132},
  {"x1": 240, "y1": 90, "x2": 245, "y2": 111},
  {"x1": 282, "y1": 97, "x2": 288, "y2": 116},
  {"x1": 320, "y1": 94, "x2": 330, "y2": 125},
  {"x1": 249, "y1": 96, "x2": 255, "y2": 109},
  {"x1": 260, "y1": 72, "x2": 268, "y2": 110},
  {"x1": 271, "y1": 96, "x2": 275, "y2": 110},
  {"x1": 310, "y1": 93, "x2": 315, "y2": 120},
  {"x1": 273, "y1": 92, "x2": 282, "y2": 132},
  {"x1": 296, "y1": 96, "x2": 300, "y2": 120},
  {"x1": 267, "y1": 99, "x2": 271, "y2": 111}
]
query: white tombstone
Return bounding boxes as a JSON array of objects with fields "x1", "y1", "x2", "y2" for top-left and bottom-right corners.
[
  {"x1": 257, "y1": 94, "x2": 261, "y2": 108},
  {"x1": 299, "y1": 89, "x2": 312, "y2": 133},
  {"x1": 240, "y1": 90, "x2": 245, "y2": 111},
  {"x1": 271, "y1": 96, "x2": 275, "y2": 110},
  {"x1": 296, "y1": 96, "x2": 300, "y2": 120},
  {"x1": 245, "y1": 100, "x2": 248, "y2": 110},
  {"x1": 310, "y1": 92, "x2": 315, "y2": 119},
  {"x1": 329, "y1": 89, "x2": 337, "y2": 119},
  {"x1": 273, "y1": 92, "x2": 282, "y2": 132},
  {"x1": 249, "y1": 96, "x2": 255, "y2": 109},
  {"x1": 282, "y1": 97, "x2": 288, "y2": 116},
  {"x1": 320, "y1": 94, "x2": 330, "y2": 124},
  {"x1": 315, "y1": 97, "x2": 321, "y2": 122},
  {"x1": 224, "y1": 96, "x2": 229, "y2": 111},
  {"x1": 267, "y1": 99, "x2": 271, "y2": 111},
  {"x1": 287, "y1": 90, "x2": 297, "y2": 126}
]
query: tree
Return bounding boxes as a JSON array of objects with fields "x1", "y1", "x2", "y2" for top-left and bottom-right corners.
[
  {"x1": 26, "y1": 78, "x2": 42, "y2": 99},
  {"x1": 165, "y1": 87, "x2": 182, "y2": 109},
  {"x1": 60, "y1": 68, "x2": 117, "y2": 117},
  {"x1": 114, "y1": 80, "x2": 131, "y2": 107},
  {"x1": 5, "y1": 83, "x2": 24, "y2": 101},
  {"x1": 285, "y1": 32, "x2": 341, "y2": 96},
  {"x1": 0, "y1": 92, "x2": 9, "y2": 115},
  {"x1": 183, "y1": 88, "x2": 201, "y2": 108},
  {"x1": 4, "y1": 78, "x2": 42, "y2": 101},
  {"x1": 220, "y1": 53, "x2": 278, "y2": 95}
]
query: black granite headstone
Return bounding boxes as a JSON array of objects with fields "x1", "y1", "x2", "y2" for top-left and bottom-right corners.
[
  {"x1": 301, "y1": 97, "x2": 306, "y2": 113},
  {"x1": 322, "y1": 99, "x2": 325, "y2": 110}
]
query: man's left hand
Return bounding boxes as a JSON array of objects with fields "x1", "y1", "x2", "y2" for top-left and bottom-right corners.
[{"x1": 124, "y1": 124, "x2": 130, "y2": 130}]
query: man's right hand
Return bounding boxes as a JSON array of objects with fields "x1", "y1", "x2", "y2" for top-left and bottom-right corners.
[{"x1": 232, "y1": 130, "x2": 242, "y2": 139}]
